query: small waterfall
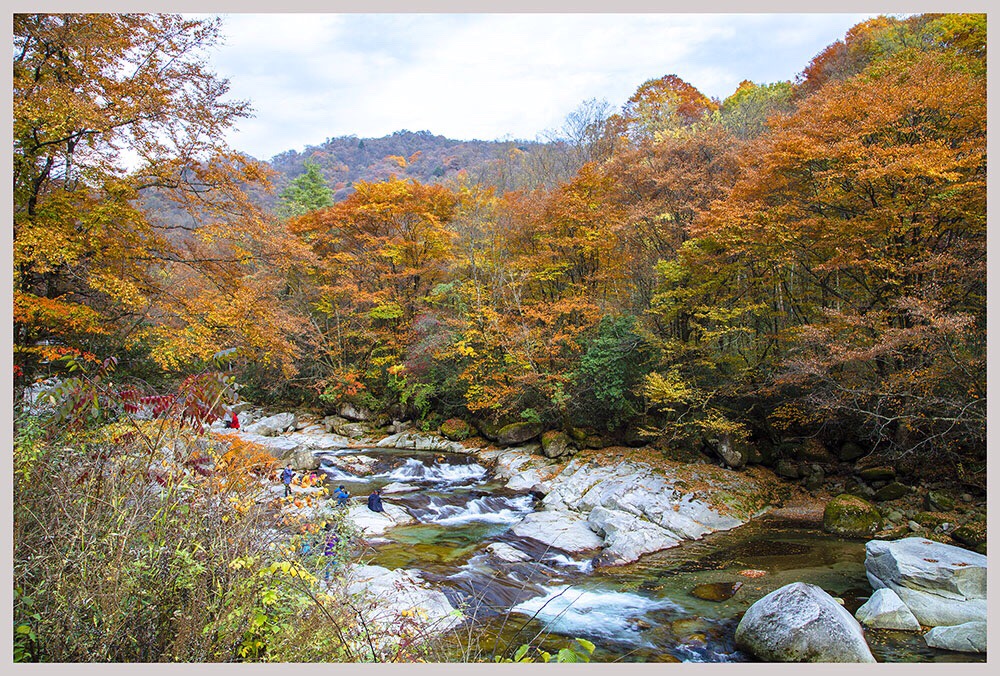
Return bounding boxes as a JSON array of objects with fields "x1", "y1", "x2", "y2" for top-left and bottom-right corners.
[
  {"x1": 510, "y1": 585, "x2": 680, "y2": 644},
  {"x1": 385, "y1": 457, "x2": 487, "y2": 484},
  {"x1": 411, "y1": 494, "x2": 535, "y2": 526}
]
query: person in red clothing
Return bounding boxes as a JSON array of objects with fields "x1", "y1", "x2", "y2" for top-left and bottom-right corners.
[{"x1": 222, "y1": 409, "x2": 240, "y2": 429}]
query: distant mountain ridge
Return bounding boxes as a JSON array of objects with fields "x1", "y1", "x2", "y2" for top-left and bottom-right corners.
[{"x1": 263, "y1": 129, "x2": 570, "y2": 206}]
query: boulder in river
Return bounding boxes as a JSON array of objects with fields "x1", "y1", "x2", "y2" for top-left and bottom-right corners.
[
  {"x1": 376, "y1": 431, "x2": 470, "y2": 454},
  {"x1": 923, "y1": 621, "x2": 987, "y2": 653},
  {"x1": 734, "y1": 582, "x2": 876, "y2": 662},
  {"x1": 691, "y1": 581, "x2": 743, "y2": 602},
  {"x1": 588, "y1": 505, "x2": 679, "y2": 566},
  {"x1": 510, "y1": 510, "x2": 603, "y2": 553},
  {"x1": 345, "y1": 564, "x2": 461, "y2": 637},
  {"x1": 347, "y1": 502, "x2": 415, "y2": 536},
  {"x1": 853, "y1": 588, "x2": 921, "y2": 631},
  {"x1": 823, "y1": 494, "x2": 882, "y2": 538},
  {"x1": 486, "y1": 542, "x2": 533, "y2": 564},
  {"x1": 865, "y1": 537, "x2": 987, "y2": 627}
]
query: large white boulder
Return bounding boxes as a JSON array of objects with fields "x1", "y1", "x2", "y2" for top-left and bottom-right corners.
[
  {"x1": 510, "y1": 510, "x2": 603, "y2": 553},
  {"x1": 588, "y1": 505, "x2": 680, "y2": 565},
  {"x1": 347, "y1": 503, "x2": 415, "y2": 537},
  {"x1": 286, "y1": 432, "x2": 353, "y2": 450},
  {"x1": 865, "y1": 538, "x2": 986, "y2": 627},
  {"x1": 376, "y1": 431, "x2": 471, "y2": 454},
  {"x1": 854, "y1": 588, "x2": 921, "y2": 631},
  {"x1": 924, "y1": 621, "x2": 987, "y2": 653},
  {"x1": 735, "y1": 582, "x2": 876, "y2": 662},
  {"x1": 345, "y1": 564, "x2": 462, "y2": 636}
]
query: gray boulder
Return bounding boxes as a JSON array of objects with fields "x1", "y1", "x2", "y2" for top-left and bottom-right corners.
[
  {"x1": 705, "y1": 432, "x2": 747, "y2": 469},
  {"x1": 588, "y1": 505, "x2": 679, "y2": 566},
  {"x1": 338, "y1": 403, "x2": 374, "y2": 421},
  {"x1": 290, "y1": 448, "x2": 320, "y2": 471},
  {"x1": 496, "y1": 422, "x2": 543, "y2": 445},
  {"x1": 376, "y1": 432, "x2": 469, "y2": 454},
  {"x1": 257, "y1": 412, "x2": 297, "y2": 433},
  {"x1": 854, "y1": 588, "x2": 921, "y2": 631},
  {"x1": 510, "y1": 510, "x2": 603, "y2": 553},
  {"x1": 924, "y1": 621, "x2": 987, "y2": 653},
  {"x1": 865, "y1": 537, "x2": 986, "y2": 627},
  {"x1": 486, "y1": 542, "x2": 533, "y2": 564},
  {"x1": 346, "y1": 564, "x2": 461, "y2": 638},
  {"x1": 541, "y1": 430, "x2": 572, "y2": 459},
  {"x1": 735, "y1": 582, "x2": 876, "y2": 662}
]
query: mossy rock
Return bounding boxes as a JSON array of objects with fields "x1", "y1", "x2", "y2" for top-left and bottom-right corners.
[
  {"x1": 795, "y1": 439, "x2": 837, "y2": 463},
  {"x1": 858, "y1": 466, "x2": 895, "y2": 483},
  {"x1": 873, "y1": 524, "x2": 911, "y2": 540},
  {"x1": 473, "y1": 418, "x2": 501, "y2": 442},
  {"x1": 496, "y1": 421, "x2": 543, "y2": 446},
  {"x1": 873, "y1": 481, "x2": 911, "y2": 502},
  {"x1": 690, "y1": 581, "x2": 743, "y2": 602},
  {"x1": 439, "y1": 418, "x2": 473, "y2": 441},
  {"x1": 541, "y1": 430, "x2": 572, "y2": 459},
  {"x1": 838, "y1": 441, "x2": 865, "y2": 462},
  {"x1": 823, "y1": 493, "x2": 882, "y2": 537},
  {"x1": 913, "y1": 511, "x2": 949, "y2": 527},
  {"x1": 566, "y1": 426, "x2": 588, "y2": 443},
  {"x1": 950, "y1": 521, "x2": 986, "y2": 549},
  {"x1": 925, "y1": 490, "x2": 955, "y2": 512}
]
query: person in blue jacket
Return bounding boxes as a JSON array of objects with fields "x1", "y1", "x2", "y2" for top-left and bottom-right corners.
[
  {"x1": 334, "y1": 485, "x2": 350, "y2": 507},
  {"x1": 280, "y1": 464, "x2": 294, "y2": 497}
]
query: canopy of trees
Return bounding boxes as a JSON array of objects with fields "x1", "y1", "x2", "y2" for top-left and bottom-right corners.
[{"x1": 14, "y1": 12, "x2": 986, "y2": 479}]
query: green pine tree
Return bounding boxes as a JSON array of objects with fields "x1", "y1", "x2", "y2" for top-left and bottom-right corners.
[{"x1": 278, "y1": 160, "x2": 334, "y2": 217}]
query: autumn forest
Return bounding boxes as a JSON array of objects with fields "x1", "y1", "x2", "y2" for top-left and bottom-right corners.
[{"x1": 11, "y1": 12, "x2": 988, "y2": 663}]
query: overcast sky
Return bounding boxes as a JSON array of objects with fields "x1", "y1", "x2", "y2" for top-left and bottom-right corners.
[{"x1": 200, "y1": 13, "x2": 882, "y2": 160}]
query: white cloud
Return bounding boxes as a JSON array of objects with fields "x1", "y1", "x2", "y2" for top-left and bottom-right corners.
[{"x1": 201, "y1": 13, "x2": 878, "y2": 159}]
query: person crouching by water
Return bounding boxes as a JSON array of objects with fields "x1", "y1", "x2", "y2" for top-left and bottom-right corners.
[
  {"x1": 281, "y1": 464, "x2": 295, "y2": 498},
  {"x1": 334, "y1": 485, "x2": 350, "y2": 507},
  {"x1": 367, "y1": 488, "x2": 384, "y2": 512}
]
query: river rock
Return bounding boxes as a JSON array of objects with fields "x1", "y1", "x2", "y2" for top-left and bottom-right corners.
[
  {"x1": 858, "y1": 466, "x2": 895, "y2": 483},
  {"x1": 588, "y1": 506, "x2": 680, "y2": 566},
  {"x1": 338, "y1": 403, "x2": 374, "y2": 421},
  {"x1": 506, "y1": 468, "x2": 548, "y2": 493},
  {"x1": 380, "y1": 481, "x2": 419, "y2": 494},
  {"x1": 486, "y1": 542, "x2": 533, "y2": 564},
  {"x1": 347, "y1": 503, "x2": 415, "y2": 536},
  {"x1": 874, "y1": 481, "x2": 911, "y2": 502},
  {"x1": 233, "y1": 432, "x2": 302, "y2": 461},
  {"x1": 496, "y1": 422, "x2": 543, "y2": 445},
  {"x1": 950, "y1": 521, "x2": 986, "y2": 550},
  {"x1": 287, "y1": 432, "x2": 353, "y2": 451},
  {"x1": 346, "y1": 564, "x2": 461, "y2": 636},
  {"x1": 290, "y1": 448, "x2": 320, "y2": 471},
  {"x1": 376, "y1": 431, "x2": 469, "y2": 454},
  {"x1": 823, "y1": 494, "x2": 882, "y2": 538},
  {"x1": 854, "y1": 588, "x2": 920, "y2": 631},
  {"x1": 541, "y1": 430, "x2": 572, "y2": 459},
  {"x1": 775, "y1": 459, "x2": 800, "y2": 479},
  {"x1": 259, "y1": 412, "x2": 297, "y2": 433},
  {"x1": 705, "y1": 432, "x2": 747, "y2": 469},
  {"x1": 923, "y1": 621, "x2": 987, "y2": 653},
  {"x1": 691, "y1": 581, "x2": 743, "y2": 602},
  {"x1": 734, "y1": 582, "x2": 876, "y2": 662},
  {"x1": 838, "y1": 441, "x2": 865, "y2": 462},
  {"x1": 925, "y1": 490, "x2": 954, "y2": 512},
  {"x1": 865, "y1": 537, "x2": 987, "y2": 627},
  {"x1": 511, "y1": 510, "x2": 603, "y2": 553},
  {"x1": 541, "y1": 459, "x2": 764, "y2": 562},
  {"x1": 327, "y1": 454, "x2": 380, "y2": 476}
]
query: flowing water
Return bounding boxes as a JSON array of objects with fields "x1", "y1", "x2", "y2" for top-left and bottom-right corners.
[{"x1": 315, "y1": 447, "x2": 985, "y2": 663}]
